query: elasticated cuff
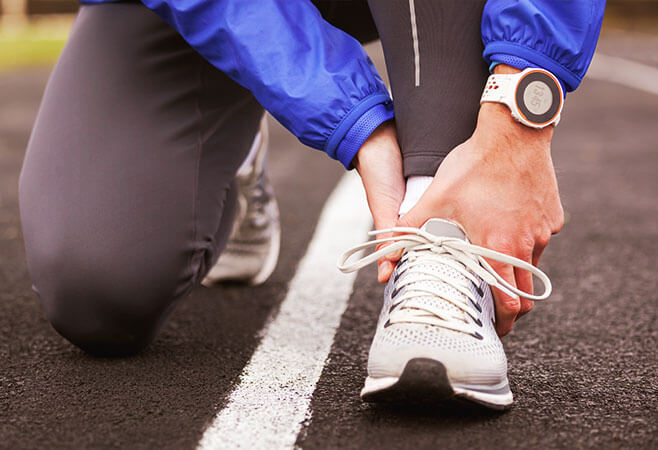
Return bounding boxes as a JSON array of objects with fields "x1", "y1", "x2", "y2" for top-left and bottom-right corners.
[
  {"x1": 488, "y1": 53, "x2": 567, "y2": 97},
  {"x1": 333, "y1": 100, "x2": 395, "y2": 169},
  {"x1": 484, "y1": 41, "x2": 577, "y2": 93}
]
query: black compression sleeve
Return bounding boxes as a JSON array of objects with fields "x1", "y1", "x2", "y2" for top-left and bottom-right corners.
[{"x1": 367, "y1": 0, "x2": 489, "y2": 177}]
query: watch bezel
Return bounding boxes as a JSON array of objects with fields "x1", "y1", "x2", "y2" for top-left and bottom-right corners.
[{"x1": 514, "y1": 69, "x2": 562, "y2": 127}]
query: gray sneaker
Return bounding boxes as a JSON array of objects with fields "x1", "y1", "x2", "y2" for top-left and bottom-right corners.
[
  {"x1": 202, "y1": 116, "x2": 281, "y2": 286},
  {"x1": 338, "y1": 219, "x2": 552, "y2": 409}
]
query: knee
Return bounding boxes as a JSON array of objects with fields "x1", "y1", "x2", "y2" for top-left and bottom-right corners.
[
  {"x1": 29, "y1": 244, "x2": 184, "y2": 357},
  {"x1": 47, "y1": 306, "x2": 155, "y2": 357}
]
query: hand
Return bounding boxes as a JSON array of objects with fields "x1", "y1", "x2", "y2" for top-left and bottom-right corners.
[
  {"x1": 353, "y1": 120, "x2": 406, "y2": 282},
  {"x1": 396, "y1": 73, "x2": 564, "y2": 336}
]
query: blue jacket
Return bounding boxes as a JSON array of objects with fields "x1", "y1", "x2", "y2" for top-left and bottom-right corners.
[
  {"x1": 80, "y1": 0, "x2": 605, "y2": 168},
  {"x1": 482, "y1": 0, "x2": 606, "y2": 94}
]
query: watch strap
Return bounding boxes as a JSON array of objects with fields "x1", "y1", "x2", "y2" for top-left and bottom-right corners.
[
  {"x1": 480, "y1": 68, "x2": 563, "y2": 128},
  {"x1": 480, "y1": 73, "x2": 517, "y2": 106}
]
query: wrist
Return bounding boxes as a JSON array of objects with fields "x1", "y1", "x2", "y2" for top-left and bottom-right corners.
[
  {"x1": 478, "y1": 64, "x2": 554, "y2": 148},
  {"x1": 469, "y1": 103, "x2": 556, "y2": 183},
  {"x1": 352, "y1": 120, "x2": 396, "y2": 173},
  {"x1": 477, "y1": 102, "x2": 553, "y2": 144},
  {"x1": 492, "y1": 63, "x2": 522, "y2": 76},
  {"x1": 480, "y1": 64, "x2": 559, "y2": 143}
]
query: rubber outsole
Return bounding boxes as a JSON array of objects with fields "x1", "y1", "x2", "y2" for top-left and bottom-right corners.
[{"x1": 361, "y1": 358, "x2": 512, "y2": 411}]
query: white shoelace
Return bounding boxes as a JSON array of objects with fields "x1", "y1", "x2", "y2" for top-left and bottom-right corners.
[{"x1": 338, "y1": 227, "x2": 552, "y2": 335}]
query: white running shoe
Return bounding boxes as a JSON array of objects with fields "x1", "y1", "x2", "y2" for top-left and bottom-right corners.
[
  {"x1": 202, "y1": 116, "x2": 281, "y2": 286},
  {"x1": 338, "y1": 219, "x2": 552, "y2": 409}
]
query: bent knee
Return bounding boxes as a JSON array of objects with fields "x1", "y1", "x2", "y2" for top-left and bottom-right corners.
[
  {"x1": 49, "y1": 314, "x2": 155, "y2": 357},
  {"x1": 30, "y1": 249, "x2": 184, "y2": 356},
  {"x1": 41, "y1": 283, "x2": 164, "y2": 356}
]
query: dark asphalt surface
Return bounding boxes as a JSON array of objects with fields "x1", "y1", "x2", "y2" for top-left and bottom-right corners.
[{"x1": 1, "y1": 35, "x2": 657, "y2": 449}]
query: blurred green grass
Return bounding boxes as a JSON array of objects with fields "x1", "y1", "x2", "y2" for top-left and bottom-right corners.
[{"x1": 0, "y1": 19, "x2": 71, "y2": 71}]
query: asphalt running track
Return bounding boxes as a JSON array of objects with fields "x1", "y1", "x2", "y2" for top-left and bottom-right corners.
[{"x1": 1, "y1": 35, "x2": 657, "y2": 449}]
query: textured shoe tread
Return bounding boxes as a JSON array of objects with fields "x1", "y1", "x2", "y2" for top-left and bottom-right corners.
[
  {"x1": 362, "y1": 358, "x2": 511, "y2": 411},
  {"x1": 362, "y1": 358, "x2": 454, "y2": 404}
]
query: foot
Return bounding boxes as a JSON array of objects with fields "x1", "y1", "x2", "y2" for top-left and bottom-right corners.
[
  {"x1": 338, "y1": 218, "x2": 552, "y2": 409},
  {"x1": 202, "y1": 116, "x2": 281, "y2": 286}
]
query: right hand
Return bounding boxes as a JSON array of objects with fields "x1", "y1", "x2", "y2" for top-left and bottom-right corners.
[
  {"x1": 395, "y1": 102, "x2": 564, "y2": 336},
  {"x1": 352, "y1": 120, "x2": 406, "y2": 283}
]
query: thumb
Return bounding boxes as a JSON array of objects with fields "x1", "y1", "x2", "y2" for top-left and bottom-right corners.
[{"x1": 396, "y1": 187, "x2": 441, "y2": 229}]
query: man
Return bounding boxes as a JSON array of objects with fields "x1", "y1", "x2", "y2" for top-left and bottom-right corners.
[{"x1": 19, "y1": 0, "x2": 605, "y2": 409}]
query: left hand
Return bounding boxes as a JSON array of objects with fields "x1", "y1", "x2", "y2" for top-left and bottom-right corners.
[
  {"x1": 395, "y1": 68, "x2": 564, "y2": 336},
  {"x1": 353, "y1": 120, "x2": 406, "y2": 282}
]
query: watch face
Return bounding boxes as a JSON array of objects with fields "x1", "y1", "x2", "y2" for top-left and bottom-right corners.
[{"x1": 515, "y1": 70, "x2": 562, "y2": 126}]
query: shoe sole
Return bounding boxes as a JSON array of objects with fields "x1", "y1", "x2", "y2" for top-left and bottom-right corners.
[{"x1": 361, "y1": 358, "x2": 513, "y2": 410}]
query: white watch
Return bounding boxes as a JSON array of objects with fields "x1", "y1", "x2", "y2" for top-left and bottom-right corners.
[{"x1": 480, "y1": 67, "x2": 564, "y2": 129}]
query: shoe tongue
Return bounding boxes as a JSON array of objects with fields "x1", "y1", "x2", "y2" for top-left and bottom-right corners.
[
  {"x1": 420, "y1": 219, "x2": 467, "y2": 241},
  {"x1": 402, "y1": 219, "x2": 471, "y2": 322}
]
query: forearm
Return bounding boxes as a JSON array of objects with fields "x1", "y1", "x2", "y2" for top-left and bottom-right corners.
[{"x1": 139, "y1": 0, "x2": 393, "y2": 167}]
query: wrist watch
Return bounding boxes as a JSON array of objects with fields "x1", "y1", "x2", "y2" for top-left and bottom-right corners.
[{"x1": 480, "y1": 68, "x2": 563, "y2": 129}]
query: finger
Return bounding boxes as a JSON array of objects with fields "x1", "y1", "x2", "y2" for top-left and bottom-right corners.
[
  {"x1": 530, "y1": 241, "x2": 552, "y2": 298},
  {"x1": 375, "y1": 240, "x2": 402, "y2": 283},
  {"x1": 514, "y1": 265, "x2": 534, "y2": 319},
  {"x1": 513, "y1": 244, "x2": 535, "y2": 319},
  {"x1": 532, "y1": 244, "x2": 545, "y2": 267},
  {"x1": 487, "y1": 258, "x2": 520, "y2": 337},
  {"x1": 377, "y1": 260, "x2": 395, "y2": 283}
]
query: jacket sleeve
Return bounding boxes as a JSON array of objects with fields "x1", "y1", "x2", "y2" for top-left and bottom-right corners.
[
  {"x1": 481, "y1": 0, "x2": 606, "y2": 93},
  {"x1": 139, "y1": 0, "x2": 393, "y2": 169}
]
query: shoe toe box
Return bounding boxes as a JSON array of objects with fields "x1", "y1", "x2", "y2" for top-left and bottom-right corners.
[{"x1": 367, "y1": 324, "x2": 508, "y2": 386}]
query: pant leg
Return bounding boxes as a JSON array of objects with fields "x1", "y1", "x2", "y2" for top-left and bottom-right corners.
[
  {"x1": 313, "y1": 0, "x2": 379, "y2": 45},
  {"x1": 19, "y1": 3, "x2": 263, "y2": 356},
  {"x1": 367, "y1": 0, "x2": 489, "y2": 177}
]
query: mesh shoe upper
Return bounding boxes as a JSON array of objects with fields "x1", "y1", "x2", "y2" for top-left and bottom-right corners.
[
  {"x1": 368, "y1": 262, "x2": 507, "y2": 385},
  {"x1": 338, "y1": 218, "x2": 552, "y2": 388}
]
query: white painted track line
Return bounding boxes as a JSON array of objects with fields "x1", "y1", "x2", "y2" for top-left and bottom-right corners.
[
  {"x1": 197, "y1": 171, "x2": 372, "y2": 450},
  {"x1": 587, "y1": 53, "x2": 658, "y2": 96},
  {"x1": 197, "y1": 51, "x2": 657, "y2": 450}
]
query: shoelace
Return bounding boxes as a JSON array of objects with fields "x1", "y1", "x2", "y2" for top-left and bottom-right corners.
[{"x1": 338, "y1": 227, "x2": 552, "y2": 335}]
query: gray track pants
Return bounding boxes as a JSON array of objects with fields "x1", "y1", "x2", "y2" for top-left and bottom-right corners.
[
  {"x1": 19, "y1": 1, "x2": 486, "y2": 356},
  {"x1": 20, "y1": 3, "x2": 263, "y2": 355}
]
